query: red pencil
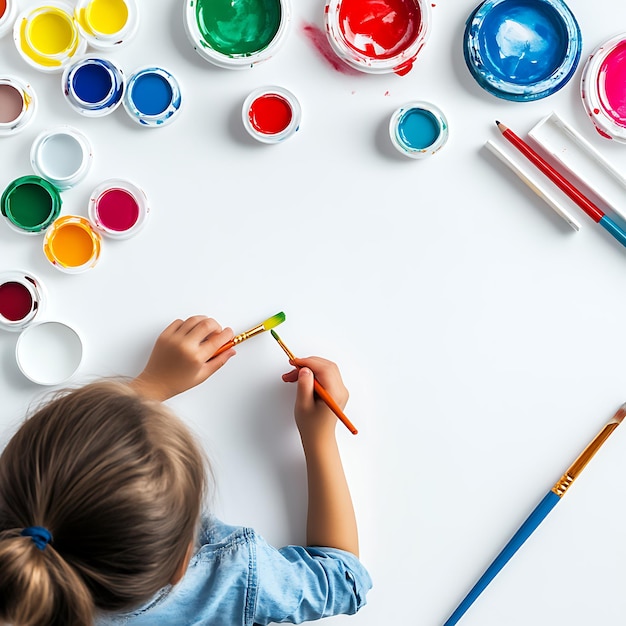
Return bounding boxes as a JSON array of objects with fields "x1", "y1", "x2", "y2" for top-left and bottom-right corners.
[{"x1": 496, "y1": 121, "x2": 604, "y2": 223}]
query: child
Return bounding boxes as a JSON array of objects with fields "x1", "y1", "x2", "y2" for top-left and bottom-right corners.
[{"x1": 0, "y1": 316, "x2": 372, "y2": 625}]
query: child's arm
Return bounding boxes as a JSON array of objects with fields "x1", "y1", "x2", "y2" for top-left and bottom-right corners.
[
  {"x1": 130, "y1": 316, "x2": 235, "y2": 402},
  {"x1": 282, "y1": 357, "x2": 359, "y2": 557}
]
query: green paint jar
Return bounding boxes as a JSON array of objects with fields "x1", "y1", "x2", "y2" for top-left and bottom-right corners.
[
  {"x1": 1, "y1": 175, "x2": 62, "y2": 234},
  {"x1": 184, "y1": 0, "x2": 290, "y2": 69}
]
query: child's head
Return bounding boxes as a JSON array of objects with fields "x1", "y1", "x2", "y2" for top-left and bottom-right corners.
[{"x1": 0, "y1": 381, "x2": 207, "y2": 625}]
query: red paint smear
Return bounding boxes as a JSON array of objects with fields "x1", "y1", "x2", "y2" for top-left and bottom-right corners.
[
  {"x1": 338, "y1": 0, "x2": 421, "y2": 60},
  {"x1": 249, "y1": 94, "x2": 293, "y2": 135},
  {"x1": 96, "y1": 189, "x2": 139, "y2": 232},
  {"x1": 0, "y1": 281, "x2": 32, "y2": 321},
  {"x1": 301, "y1": 22, "x2": 361, "y2": 75}
]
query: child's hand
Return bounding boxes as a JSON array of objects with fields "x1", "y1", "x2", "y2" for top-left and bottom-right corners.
[
  {"x1": 281, "y1": 357, "x2": 349, "y2": 445},
  {"x1": 131, "y1": 316, "x2": 235, "y2": 401}
]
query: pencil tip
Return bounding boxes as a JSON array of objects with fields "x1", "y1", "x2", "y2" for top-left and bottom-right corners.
[{"x1": 495, "y1": 120, "x2": 500, "y2": 126}]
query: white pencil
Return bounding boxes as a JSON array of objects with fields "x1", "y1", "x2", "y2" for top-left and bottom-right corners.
[{"x1": 485, "y1": 139, "x2": 581, "y2": 231}]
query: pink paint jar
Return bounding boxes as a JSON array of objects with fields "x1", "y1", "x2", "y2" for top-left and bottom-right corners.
[
  {"x1": 324, "y1": 0, "x2": 431, "y2": 75},
  {"x1": 88, "y1": 178, "x2": 149, "y2": 239},
  {"x1": 581, "y1": 33, "x2": 626, "y2": 142}
]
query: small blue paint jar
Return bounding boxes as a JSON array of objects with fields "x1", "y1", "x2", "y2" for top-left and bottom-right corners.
[
  {"x1": 122, "y1": 66, "x2": 182, "y2": 127},
  {"x1": 389, "y1": 101, "x2": 448, "y2": 159},
  {"x1": 62, "y1": 55, "x2": 125, "y2": 117}
]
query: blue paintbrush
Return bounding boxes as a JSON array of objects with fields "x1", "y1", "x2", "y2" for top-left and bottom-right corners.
[{"x1": 444, "y1": 404, "x2": 626, "y2": 625}]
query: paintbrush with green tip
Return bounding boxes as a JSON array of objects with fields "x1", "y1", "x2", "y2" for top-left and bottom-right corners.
[{"x1": 211, "y1": 312, "x2": 286, "y2": 358}]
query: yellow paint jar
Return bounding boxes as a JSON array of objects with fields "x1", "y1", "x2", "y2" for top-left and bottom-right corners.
[
  {"x1": 43, "y1": 215, "x2": 102, "y2": 273},
  {"x1": 14, "y1": 3, "x2": 86, "y2": 72},
  {"x1": 75, "y1": 0, "x2": 139, "y2": 48}
]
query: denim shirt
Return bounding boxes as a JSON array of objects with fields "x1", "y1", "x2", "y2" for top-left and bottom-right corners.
[{"x1": 96, "y1": 517, "x2": 372, "y2": 625}]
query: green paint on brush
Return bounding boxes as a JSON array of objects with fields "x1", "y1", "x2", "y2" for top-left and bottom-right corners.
[
  {"x1": 1, "y1": 176, "x2": 61, "y2": 232},
  {"x1": 263, "y1": 311, "x2": 285, "y2": 330},
  {"x1": 195, "y1": 0, "x2": 281, "y2": 56}
]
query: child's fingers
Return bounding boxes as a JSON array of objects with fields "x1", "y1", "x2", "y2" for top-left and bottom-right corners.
[
  {"x1": 281, "y1": 368, "x2": 299, "y2": 382},
  {"x1": 295, "y1": 367, "x2": 315, "y2": 415}
]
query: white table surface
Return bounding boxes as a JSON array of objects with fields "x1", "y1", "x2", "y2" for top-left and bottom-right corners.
[{"x1": 3, "y1": 1, "x2": 626, "y2": 624}]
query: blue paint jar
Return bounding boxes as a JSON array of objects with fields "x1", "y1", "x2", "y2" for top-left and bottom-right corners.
[
  {"x1": 389, "y1": 101, "x2": 448, "y2": 159},
  {"x1": 62, "y1": 55, "x2": 125, "y2": 116},
  {"x1": 463, "y1": 0, "x2": 582, "y2": 101},
  {"x1": 122, "y1": 66, "x2": 182, "y2": 127}
]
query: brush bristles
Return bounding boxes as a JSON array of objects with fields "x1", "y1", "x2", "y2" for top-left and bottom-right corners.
[{"x1": 263, "y1": 312, "x2": 286, "y2": 331}]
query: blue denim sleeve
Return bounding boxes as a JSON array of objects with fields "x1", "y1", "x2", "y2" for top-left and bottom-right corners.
[{"x1": 253, "y1": 538, "x2": 372, "y2": 624}]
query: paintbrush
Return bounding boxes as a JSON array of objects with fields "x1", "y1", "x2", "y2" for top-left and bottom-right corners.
[
  {"x1": 444, "y1": 403, "x2": 626, "y2": 625},
  {"x1": 211, "y1": 312, "x2": 285, "y2": 358},
  {"x1": 270, "y1": 329, "x2": 358, "y2": 435}
]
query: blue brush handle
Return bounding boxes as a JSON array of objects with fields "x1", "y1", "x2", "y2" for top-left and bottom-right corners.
[
  {"x1": 600, "y1": 215, "x2": 626, "y2": 249},
  {"x1": 443, "y1": 490, "x2": 560, "y2": 626}
]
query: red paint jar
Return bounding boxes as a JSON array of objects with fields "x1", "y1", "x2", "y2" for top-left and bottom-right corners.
[
  {"x1": 324, "y1": 0, "x2": 431, "y2": 75},
  {"x1": 242, "y1": 86, "x2": 301, "y2": 143}
]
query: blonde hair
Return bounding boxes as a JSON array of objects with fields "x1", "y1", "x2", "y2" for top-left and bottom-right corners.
[{"x1": 0, "y1": 381, "x2": 207, "y2": 625}]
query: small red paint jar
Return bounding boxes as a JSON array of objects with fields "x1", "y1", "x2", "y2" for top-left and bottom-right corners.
[
  {"x1": 87, "y1": 178, "x2": 149, "y2": 239},
  {"x1": 0, "y1": 270, "x2": 46, "y2": 332},
  {"x1": 242, "y1": 86, "x2": 301, "y2": 143}
]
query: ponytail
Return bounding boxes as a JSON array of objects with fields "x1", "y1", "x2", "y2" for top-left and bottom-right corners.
[
  {"x1": 0, "y1": 380, "x2": 208, "y2": 624},
  {"x1": 0, "y1": 530, "x2": 93, "y2": 625}
]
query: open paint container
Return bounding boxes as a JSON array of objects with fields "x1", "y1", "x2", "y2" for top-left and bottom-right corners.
[
  {"x1": 62, "y1": 55, "x2": 125, "y2": 117},
  {"x1": 389, "y1": 101, "x2": 448, "y2": 158},
  {"x1": 242, "y1": 86, "x2": 301, "y2": 143},
  {"x1": 0, "y1": 76, "x2": 37, "y2": 136},
  {"x1": 1, "y1": 176, "x2": 62, "y2": 235},
  {"x1": 123, "y1": 67, "x2": 182, "y2": 127},
  {"x1": 16, "y1": 321, "x2": 83, "y2": 385},
  {"x1": 74, "y1": 0, "x2": 139, "y2": 48},
  {"x1": 88, "y1": 179, "x2": 149, "y2": 238},
  {"x1": 0, "y1": 0, "x2": 17, "y2": 38},
  {"x1": 581, "y1": 34, "x2": 626, "y2": 143},
  {"x1": 463, "y1": 0, "x2": 582, "y2": 101},
  {"x1": 0, "y1": 272, "x2": 82, "y2": 384},
  {"x1": 13, "y1": 2, "x2": 87, "y2": 72},
  {"x1": 43, "y1": 215, "x2": 102, "y2": 273},
  {"x1": 324, "y1": 0, "x2": 430, "y2": 75},
  {"x1": 184, "y1": 0, "x2": 291, "y2": 69},
  {"x1": 31, "y1": 126, "x2": 93, "y2": 189},
  {"x1": 0, "y1": 271, "x2": 46, "y2": 332}
]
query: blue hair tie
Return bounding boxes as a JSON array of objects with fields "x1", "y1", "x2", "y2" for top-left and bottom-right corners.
[{"x1": 21, "y1": 526, "x2": 53, "y2": 551}]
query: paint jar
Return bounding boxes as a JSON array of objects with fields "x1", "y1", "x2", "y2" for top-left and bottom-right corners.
[
  {"x1": 0, "y1": 76, "x2": 37, "y2": 136},
  {"x1": 123, "y1": 67, "x2": 182, "y2": 127},
  {"x1": 74, "y1": 0, "x2": 139, "y2": 49},
  {"x1": 1, "y1": 176, "x2": 62, "y2": 235},
  {"x1": 242, "y1": 86, "x2": 301, "y2": 143},
  {"x1": 43, "y1": 215, "x2": 102, "y2": 273},
  {"x1": 0, "y1": 0, "x2": 17, "y2": 39},
  {"x1": 0, "y1": 271, "x2": 46, "y2": 332},
  {"x1": 88, "y1": 179, "x2": 149, "y2": 239},
  {"x1": 13, "y1": 2, "x2": 87, "y2": 73},
  {"x1": 16, "y1": 320, "x2": 83, "y2": 385},
  {"x1": 30, "y1": 126, "x2": 93, "y2": 190},
  {"x1": 581, "y1": 34, "x2": 626, "y2": 143},
  {"x1": 389, "y1": 101, "x2": 448, "y2": 159},
  {"x1": 324, "y1": 0, "x2": 430, "y2": 75},
  {"x1": 62, "y1": 56, "x2": 125, "y2": 117},
  {"x1": 463, "y1": 0, "x2": 582, "y2": 101},
  {"x1": 184, "y1": 0, "x2": 291, "y2": 69}
]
